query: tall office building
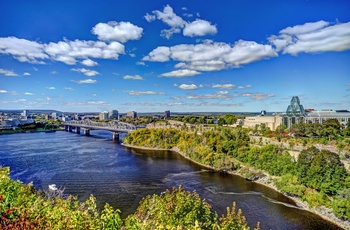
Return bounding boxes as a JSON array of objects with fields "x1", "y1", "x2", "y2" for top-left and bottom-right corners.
[
  {"x1": 164, "y1": 110, "x2": 170, "y2": 119},
  {"x1": 109, "y1": 110, "x2": 119, "y2": 120}
]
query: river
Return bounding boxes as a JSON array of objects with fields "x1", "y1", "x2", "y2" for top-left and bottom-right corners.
[{"x1": 0, "y1": 131, "x2": 342, "y2": 229}]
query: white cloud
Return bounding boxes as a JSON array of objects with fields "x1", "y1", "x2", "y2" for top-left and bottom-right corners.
[
  {"x1": 186, "y1": 91, "x2": 236, "y2": 100},
  {"x1": 238, "y1": 84, "x2": 252, "y2": 89},
  {"x1": 136, "y1": 61, "x2": 145, "y2": 66},
  {"x1": 91, "y1": 21, "x2": 143, "y2": 43},
  {"x1": 45, "y1": 39, "x2": 125, "y2": 65},
  {"x1": 123, "y1": 75, "x2": 143, "y2": 80},
  {"x1": 23, "y1": 72, "x2": 31, "y2": 76},
  {"x1": 144, "y1": 13, "x2": 156, "y2": 22},
  {"x1": 71, "y1": 79, "x2": 97, "y2": 84},
  {"x1": 81, "y1": 59, "x2": 98, "y2": 66},
  {"x1": 269, "y1": 21, "x2": 350, "y2": 55},
  {"x1": 0, "y1": 68, "x2": 18, "y2": 76},
  {"x1": 24, "y1": 92, "x2": 34, "y2": 95},
  {"x1": 144, "y1": 40, "x2": 277, "y2": 71},
  {"x1": 0, "y1": 37, "x2": 48, "y2": 64},
  {"x1": 125, "y1": 90, "x2": 166, "y2": 95},
  {"x1": 177, "y1": 84, "x2": 200, "y2": 90},
  {"x1": 65, "y1": 100, "x2": 111, "y2": 107},
  {"x1": 0, "y1": 36, "x2": 127, "y2": 65},
  {"x1": 142, "y1": 46, "x2": 171, "y2": 62},
  {"x1": 71, "y1": 68, "x2": 99, "y2": 77},
  {"x1": 0, "y1": 90, "x2": 17, "y2": 95},
  {"x1": 50, "y1": 70, "x2": 58, "y2": 75},
  {"x1": 251, "y1": 93, "x2": 275, "y2": 101},
  {"x1": 148, "y1": 5, "x2": 186, "y2": 39},
  {"x1": 212, "y1": 84, "x2": 235, "y2": 89},
  {"x1": 64, "y1": 87, "x2": 74, "y2": 91},
  {"x1": 160, "y1": 69, "x2": 201, "y2": 78},
  {"x1": 183, "y1": 19, "x2": 217, "y2": 37},
  {"x1": 46, "y1": 86, "x2": 56, "y2": 90}
]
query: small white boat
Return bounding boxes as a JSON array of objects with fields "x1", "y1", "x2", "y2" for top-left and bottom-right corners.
[{"x1": 48, "y1": 184, "x2": 58, "y2": 191}]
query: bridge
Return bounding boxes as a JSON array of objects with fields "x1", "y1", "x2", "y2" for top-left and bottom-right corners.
[{"x1": 63, "y1": 120, "x2": 137, "y2": 141}]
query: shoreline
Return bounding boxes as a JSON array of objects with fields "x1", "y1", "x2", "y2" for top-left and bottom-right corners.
[{"x1": 122, "y1": 143, "x2": 349, "y2": 230}]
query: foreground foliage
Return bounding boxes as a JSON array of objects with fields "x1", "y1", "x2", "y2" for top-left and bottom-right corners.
[
  {"x1": 124, "y1": 127, "x2": 350, "y2": 220},
  {"x1": 0, "y1": 167, "x2": 255, "y2": 229}
]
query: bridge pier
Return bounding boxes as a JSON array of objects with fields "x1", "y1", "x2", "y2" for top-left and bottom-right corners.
[
  {"x1": 68, "y1": 125, "x2": 72, "y2": 132},
  {"x1": 112, "y1": 132, "x2": 120, "y2": 143},
  {"x1": 76, "y1": 127, "x2": 81, "y2": 134},
  {"x1": 84, "y1": 129, "x2": 90, "y2": 136}
]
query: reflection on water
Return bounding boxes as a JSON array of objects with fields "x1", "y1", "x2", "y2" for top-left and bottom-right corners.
[{"x1": 0, "y1": 131, "x2": 342, "y2": 229}]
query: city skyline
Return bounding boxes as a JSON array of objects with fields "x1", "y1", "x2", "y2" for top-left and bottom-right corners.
[{"x1": 0, "y1": 0, "x2": 350, "y2": 113}]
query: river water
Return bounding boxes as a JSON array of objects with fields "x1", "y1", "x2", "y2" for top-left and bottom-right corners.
[{"x1": 0, "y1": 131, "x2": 342, "y2": 230}]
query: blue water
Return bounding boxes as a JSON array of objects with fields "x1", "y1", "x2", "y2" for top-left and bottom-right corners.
[{"x1": 0, "y1": 131, "x2": 342, "y2": 230}]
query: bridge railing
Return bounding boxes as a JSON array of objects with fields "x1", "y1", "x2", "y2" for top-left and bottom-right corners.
[{"x1": 64, "y1": 120, "x2": 136, "y2": 131}]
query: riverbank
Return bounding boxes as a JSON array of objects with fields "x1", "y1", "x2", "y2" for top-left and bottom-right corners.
[
  {"x1": 0, "y1": 129, "x2": 61, "y2": 135},
  {"x1": 122, "y1": 143, "x2": 349, "y2": 230}
]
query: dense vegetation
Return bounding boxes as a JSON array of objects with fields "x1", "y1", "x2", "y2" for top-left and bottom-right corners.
[
  {"x1": 124, "y1": 126, "x2": 350, "y2": 220},
  {"x1": 0, "y1": 167, "x2": 255, "y2": 229}
]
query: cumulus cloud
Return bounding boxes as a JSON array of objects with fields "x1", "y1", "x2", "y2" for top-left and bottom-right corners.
[
  {"x1": 45, "y1": 39, "x2": 125, "y2": 65},
  {"x1": 177, "y1": 83, "x2": 202, "y2": 90},
  {"x1": 24, "y1": 92, "x2": 34, "y2": 95},
  {"x1": 144, "y1": 13, "x2": 156, "y2": 22},
  {"x1": 23, "y1": 72, "x2": 31, "y2": 76},
  {"x1": 142, "y1": 46, "x2": 171, "y2": 62},
  {"x1": 64, "y1": 87, "x2": 74, "y2": 91},
  {"x1": 183, "y1": 19, "x2": 217, "y2": 37},
  {"x1": 145, "y1": 5, "x2": 217, "y2": 39},
  {"x1": 269, "y1": 20, "x2": 350, "y2": 55},
  {"x1": 71, "y1": 68, "x2": 100, "y2": 77},
  {"x1": 0, "y1": 68, "x2": 18, "y2": 76},
  {"x1": 0, "y1": 28, "x2": 129, "y2": 65},
  {"x1": 123, "y1": 75, "x2": 143, "y2": 80},
  {"x1": 144, "y1": 40, "x2": 277, "y2": 72},
  {"x1": 46, "y1": 86, "x2": 56, "y2": 90},
  {"x1": 125, "y1": 90, "x2": 166, "y2": 95},
  {"x1": 81, "y1": 59, "x2": 98, "y2": 66},
  {"x1": 212, "y1": 84, "x2": 235, "y2": 89},
  {"x1": 71, "y1": 79, "x2": 97, "y2": 84},
  {"x1": 151, "y1": 4, "x2": 186, "y2": 39},
  {"x1": 91, "y1": 21, "x2": 143, "y2": 43},
  {"x1": 0, "y1": 37, "x2": 48, "y2": 64},
  {"x1": 160, "y1": 69, "x2": 201, "y2": 78}
]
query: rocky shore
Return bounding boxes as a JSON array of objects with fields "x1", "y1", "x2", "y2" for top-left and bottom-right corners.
[{"x1": 122, "y1": 143, "x2": 350, "y2": 230}]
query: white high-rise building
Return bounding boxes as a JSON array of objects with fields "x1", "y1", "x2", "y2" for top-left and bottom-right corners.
[{"x1": 99, "y1": 111, "x2": 109, "y2": 120}]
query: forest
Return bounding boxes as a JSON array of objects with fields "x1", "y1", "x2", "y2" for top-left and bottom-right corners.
[
  {"x1": 123, "y1": 125, "x2": 350, "y2": 221},
  {"x1": 0, "y1": 167, "x2": 257, "y2": 229}
]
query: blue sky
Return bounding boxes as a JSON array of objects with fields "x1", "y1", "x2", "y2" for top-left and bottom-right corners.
[{"x1": 0, "y1": 0, "x2": 349, "y2": 113}]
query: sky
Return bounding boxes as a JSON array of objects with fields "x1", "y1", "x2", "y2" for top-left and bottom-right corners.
[{"x1": 0, "y1": 0, "x2": 349, "y2": 113}]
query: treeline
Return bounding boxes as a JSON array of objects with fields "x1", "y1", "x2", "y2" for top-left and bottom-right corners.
[
  {"x1": 124, "y1": 127, "x2": 350, "y2": 220},
  {"x1": 0, "y1": 167, "x2": 257, "y2": 229}
]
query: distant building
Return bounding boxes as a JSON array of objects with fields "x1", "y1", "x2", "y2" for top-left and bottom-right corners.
[
  {"x1": 22, "y1": 110, "x2": 28, "y2": 117},
  {"x1": 109, "y1": 110, "x2": 119, "y2": 120},
  {"x1": 99, "y1": 111, "x2": 109, "y2": 120},
  {"x1": 164, "y1": 110, "x2": 170, "y2": 119},
  {"x1": 52, "y1": 112, "x2": 57, "y2": 119},
  {"x1": 283, "y1": 96, "x2": 306, "y2": 128},
  {"x1": 126, "y1": 111, "x2": 137, "y2": 119},
  {"x1": 242, "y1": 115, "x2": 282, "y2": 131}
]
